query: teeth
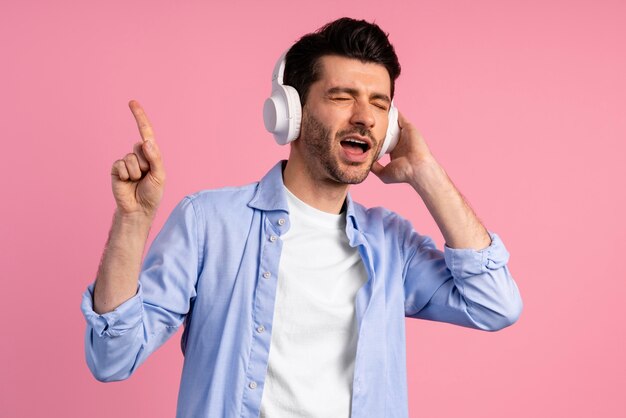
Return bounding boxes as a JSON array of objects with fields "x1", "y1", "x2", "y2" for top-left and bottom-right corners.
[{"x1": 345, "y1": 138, "x2": 367, "y2": 144}]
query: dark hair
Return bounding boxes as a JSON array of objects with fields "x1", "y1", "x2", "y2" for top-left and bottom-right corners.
[{"x1": 284, "y1": 17, "x2": 401, "y2": 105}]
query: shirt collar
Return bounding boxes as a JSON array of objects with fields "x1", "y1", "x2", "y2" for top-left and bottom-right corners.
[
  {"x1": 247, "y1": 161, "x2": 289, "y2": 213},
  {"x1": 247, "y1": 160, "x2": 362, "y2": 232}
]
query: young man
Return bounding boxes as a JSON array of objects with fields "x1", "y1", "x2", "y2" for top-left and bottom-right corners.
[{"x1": 82, "y1": 18, "x2": 522, "y2": 418}]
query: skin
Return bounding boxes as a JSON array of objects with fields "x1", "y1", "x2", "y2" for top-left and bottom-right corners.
[
  {"x1": 283, "y1": 56, "x2": 391, "y2": 213},
  {"x1": 93, "y1": 101, "x2": 165, "y2": 314},
  {"x1": 92, "y1": 55, "x2": 490, "y2": 314}
]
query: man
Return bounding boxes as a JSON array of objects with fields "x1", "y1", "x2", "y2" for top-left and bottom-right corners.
[{"x1": 82, "y1": 18, "x2": 522, "y2": 418}]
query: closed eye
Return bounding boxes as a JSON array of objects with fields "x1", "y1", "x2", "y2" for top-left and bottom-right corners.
[{"x1": 372, "y1": 102, "x2": 389, "y2": 111}]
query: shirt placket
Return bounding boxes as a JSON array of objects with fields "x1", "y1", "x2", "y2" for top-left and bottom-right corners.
[
  {"x1": 240, "y1": 211, "x2": 288, "y2": 418},
  {"x1": 346, "y1": 221, "x2": 382, "y2": 418}
]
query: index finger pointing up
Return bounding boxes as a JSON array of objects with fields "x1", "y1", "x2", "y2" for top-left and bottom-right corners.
[{"x1": 129, "y1": 100, "x2": 155, "y2": 142}]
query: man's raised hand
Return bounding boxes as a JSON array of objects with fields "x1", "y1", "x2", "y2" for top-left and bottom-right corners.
[{"x1": 111, "y1": 100, "x2": 165, "y2": 218}]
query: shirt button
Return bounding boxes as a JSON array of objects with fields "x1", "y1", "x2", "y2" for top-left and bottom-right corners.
[
  {"x1": 278, "y1": 218, "x2": 285, "y2": 226},
  {"x1": 262, "y1": 271, "x2": 271, "y2": 279},
  {"x1": 269, "y1": 235, "x2": 277, "y2": 242},
  {"x1": 249, "y1": 381, "x2": 257, "y2": 389},
  {"x1": 256, "y1": 325, "x2": 265, "y2": 333}
]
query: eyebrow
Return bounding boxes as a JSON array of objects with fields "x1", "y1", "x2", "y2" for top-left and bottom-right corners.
[{"x1": 326, "y1": 87, "x2": 391, "y2": 104}]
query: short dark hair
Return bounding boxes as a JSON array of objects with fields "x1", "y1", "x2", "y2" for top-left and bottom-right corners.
[{"x1": 284, "y1": 17, "x2": 401, "y2": 105}]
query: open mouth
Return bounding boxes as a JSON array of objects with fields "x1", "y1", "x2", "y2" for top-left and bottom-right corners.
[{"x1": 340, "y1": 138, "x2": 371, "y2": 154}]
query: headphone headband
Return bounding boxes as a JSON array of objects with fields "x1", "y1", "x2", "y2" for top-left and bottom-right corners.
[{"x1": 272, "y1": 52, "x2": 286, "y2": 85}]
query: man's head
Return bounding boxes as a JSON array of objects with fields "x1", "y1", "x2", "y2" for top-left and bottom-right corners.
[
  {"x1": 284, "y1": 17, "x2": 401, "y2": 106},
  {"x1": 283, "y1": 18, "x2": 402, "y2": 187}
]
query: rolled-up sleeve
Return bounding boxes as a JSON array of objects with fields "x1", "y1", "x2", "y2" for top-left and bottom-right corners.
[
  {"x1": 404, "y1": 231, "x2": 522, "y2": 331},
  {"x1": 82, "y1": 283, "x2": 143, "y2": 338},
  {"x1": 81, "y1": 197, "x2": 201, "y2": 381}
]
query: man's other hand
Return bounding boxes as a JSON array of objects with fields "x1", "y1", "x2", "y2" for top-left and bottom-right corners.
[{"x1": 370, "y1": 112, "x2": 439, "y2": 187}]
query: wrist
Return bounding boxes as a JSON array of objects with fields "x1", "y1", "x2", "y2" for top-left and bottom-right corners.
[
  {"x1": 408, "y1": 158, "x2": 449, "y2": 195},
  {"x1": 113, "y1": 209, "x2": 155, "y2": 230}
]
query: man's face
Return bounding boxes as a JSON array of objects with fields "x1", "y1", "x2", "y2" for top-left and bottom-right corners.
[{"x1": 296, "y1": 55, "x2": 392, "y2": 185}]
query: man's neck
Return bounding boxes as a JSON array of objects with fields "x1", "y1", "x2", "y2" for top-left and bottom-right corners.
[{"x1": 282, "y1": 158, "x2": 349, "y2": 215}]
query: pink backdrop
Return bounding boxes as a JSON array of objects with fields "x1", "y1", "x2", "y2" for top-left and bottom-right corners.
[{"x1": 1, "y1": 0, "x2": 624, "y2": 417}]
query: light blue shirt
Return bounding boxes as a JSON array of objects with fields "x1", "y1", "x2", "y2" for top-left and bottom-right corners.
[{"x1": 82, "y1": 161, "x2": 522, "y2": 418}]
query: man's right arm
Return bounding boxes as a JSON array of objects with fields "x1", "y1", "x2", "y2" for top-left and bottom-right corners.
[
  {"x1": 93, "y1": 211, "x2": 154, "y2": 313},
  {"x1": 82, "y1": 100, "x2": 190, "y2": 382},
  {"x1": 93, "y1": 100, "x2": 165, "y2": 314}
]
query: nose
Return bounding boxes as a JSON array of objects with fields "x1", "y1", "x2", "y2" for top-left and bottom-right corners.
[{"x1": 349, "y1": 100, "x2": 375, "y2": 130}]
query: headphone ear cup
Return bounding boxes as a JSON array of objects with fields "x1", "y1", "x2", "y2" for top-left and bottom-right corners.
[
  {"x1": 377, "y1": 104, "x2": 400, "y2": 160},
  {"x1": 264, "y1": 85, "x2": 300, "y2": 145},
  {"x1": 263, "y1": 53, "x2": 302, "y2": 145}
]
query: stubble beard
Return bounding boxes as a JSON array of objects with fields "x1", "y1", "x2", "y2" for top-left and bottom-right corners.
[{"x1": 300, "y1": 112, "x2": 378, "y2": 185}]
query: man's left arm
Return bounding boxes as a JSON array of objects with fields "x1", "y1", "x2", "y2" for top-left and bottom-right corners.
[
  {"x1": 372, "y1": 113, "x2": 490, "y2": 250},
  {"x1": 371, "y1": 114, "x2": 522, "y2": 330}
]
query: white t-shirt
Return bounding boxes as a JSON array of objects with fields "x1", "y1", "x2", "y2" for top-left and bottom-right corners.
[{"x1": 259, "y1": 187, "x2": 368, "y2": 418}]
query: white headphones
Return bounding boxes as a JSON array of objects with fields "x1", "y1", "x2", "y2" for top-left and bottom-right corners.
[{"x1": 263, "y1": 52, "x2": 400, "y2": 160}]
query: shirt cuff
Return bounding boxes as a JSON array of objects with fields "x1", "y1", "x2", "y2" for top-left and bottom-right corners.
[
  {"x1": 81, "y1": 283, "x2": 143, "y2": 337},
  {"x1": 443, "y1": 232, "x2": 510, "y2": 279}
]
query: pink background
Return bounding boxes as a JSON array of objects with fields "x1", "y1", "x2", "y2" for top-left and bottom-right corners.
[{"x1": 1, "y1": 0, "x2": 624, "y2": 417}]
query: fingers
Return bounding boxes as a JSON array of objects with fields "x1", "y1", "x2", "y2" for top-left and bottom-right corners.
[
  {"x1": 112, "y1": 139, "x2": 165, "y2": 183},
  {"x1": 370, "y1": 161, "x2": 384, "y2": 176},
  {"x1": 370, "y1": 161, "x2": 394, "y2": 184},
  {"x1": 125, "y1": 153, "x2": 144, "y2": 180},
  {"x1": 111, "y1": 160, "x2": 129, "y2": 181},
  {"x1": 129, "y1": 100, "x2": 155, "y2": 143},
  {"x1": 141, "y1": 139, "x2": 165, "y2": 181},
  {"x1": 132, "y1": 142, "x2": 150, "y2": 172},
  {"x1": 397, "y1": 112, "x2": 415, "y2": 132},
  {"x1": 370, "y1": 160, "x2": 391, "y2": 181},
  {"x1": 111, "y1": 153, "x2": 144, "y2": 182},
  {"x1": 111, "y1": 100, "x2": 165, "y2": 186}
]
